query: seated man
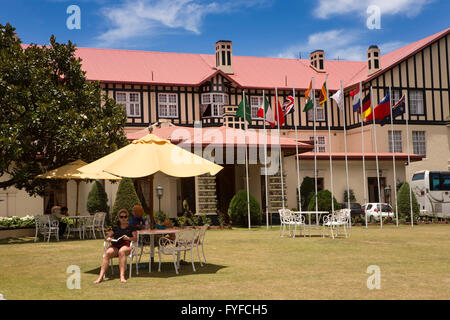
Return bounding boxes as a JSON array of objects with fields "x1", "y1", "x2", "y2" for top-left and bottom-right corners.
[
  {"x1": 129, "y1": 205, "x2": 147, "y2": 230},
  {"x1": 50, "y1": 206, "x2": 69, "y2": 237}
]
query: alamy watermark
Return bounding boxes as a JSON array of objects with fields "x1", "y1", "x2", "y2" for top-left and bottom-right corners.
[
  {"x1": 366, "y1": 265, "x2": 381, "y2": 290},
  {"x1": 66, "y1": 5, "x2": 81, "y2": 30},
  {"x1": 66, "y1": 265, "x2": 81, "y2": 290},
  {"x1": 367, "y1": 5, "x2": 381, "y2": 30}
]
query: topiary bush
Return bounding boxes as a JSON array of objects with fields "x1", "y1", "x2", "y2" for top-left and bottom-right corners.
[
  {"x1": 307, "y1": 189, "x2": 341, "y2": 213},
  {"x1": 300, "y1": 176, "x2": 315, "y2": 210},
  {"x1": 86, "y1": 180, "x2": 109, "y2": 214},
  {"x1": 397, "y1": 182, "x2": 420, "y2": 223},
  {"x1": 111, "y1": 177, "x2": 141, "y2": 223},
  {"x1": 228, "y1": 190, "x2": 261, "y2": 226}
]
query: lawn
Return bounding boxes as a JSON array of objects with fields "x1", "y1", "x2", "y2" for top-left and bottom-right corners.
[{"x1": 0, "y1": 224, "x2": 449, "y2": 300}]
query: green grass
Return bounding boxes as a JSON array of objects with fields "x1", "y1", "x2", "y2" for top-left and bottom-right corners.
[{"x1": 1, "y1": 224, "x2": 450, "y2": 300}]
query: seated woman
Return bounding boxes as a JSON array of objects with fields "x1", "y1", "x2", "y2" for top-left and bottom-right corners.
[{"x1": 94, "y1": 209, "x2": 137, "y2": 284}]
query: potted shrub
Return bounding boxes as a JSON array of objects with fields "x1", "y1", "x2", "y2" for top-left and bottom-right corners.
[{"x1": 154, "y1": 211, "x2": 167, "y2": 229}]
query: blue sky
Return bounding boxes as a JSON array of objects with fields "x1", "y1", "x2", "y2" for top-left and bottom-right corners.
[{"x1": 1, "y1": 0, "x2": 448, "y2": 61}]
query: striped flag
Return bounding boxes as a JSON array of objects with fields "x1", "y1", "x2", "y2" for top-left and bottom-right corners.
[
  {"x1": 319, "y1": 81, "x2": 327, "y2": 107},
  {"x1": 282, "y1": 95, "x2": 295, "y2": 115}
]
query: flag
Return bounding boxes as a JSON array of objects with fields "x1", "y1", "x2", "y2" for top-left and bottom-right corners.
[
  {"x1": 380, "y1": 94, "x2": 406, "y2": 126},
  {"x1": 274, "y1": 99, "x2": 285, "y2": 126},
  {"x1": 256, "y1": 96, "x2": 275, "y2": 128},
  {"x1": 362, "y1": 94, "x2": 372, "y2": 119},
  {"x1": 282, "y1": 95, "x2": 295, "y2": 115},
  {"x1": 365, "y1": 93, "x2": 391, "y2": 122},
  {"x1": 350, "y1": 86, "x2": 361, "y2": 112},
  {"x1": 319, "y1": 81, "x2": 327, "y2": 107},
  {"x1": 331, "y1": 89, "x2": 344, "y2": 110},
  {"x1": 303, "y1": 80, "x2": 314, "y2": 112},
  {"x1": 235, "y1": 95, "x2": 251, "y2": 124}
]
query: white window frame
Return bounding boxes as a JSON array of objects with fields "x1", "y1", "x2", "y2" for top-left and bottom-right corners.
[
  {"x1": 388, "y1": 130, "x2": 402, "y2": 153},
  {"x1": 392, "y1": 90, "x2": 402, "y2": 105},
  {"x1": 250, "y1": 96, "x2": 264, "y2": 119},
  {"x1": 309, "y1": 136, "x2": 326, "y2": 153},
  {"x1": 409, "y1": 90, "x2": 425, "y2": 115},
  {"x1": 116, "y1": 91, "x2": 141, "y2": 118},
  {"x1": 158, "y1": 93, "x2": 178, "y2": 118},
  {"x1": 307, "y1": 100, "x2": 325, "y2": 122},
  {"x1": 201, "y1": 93, "x2": 229, "y2": 117},
  {"x1": 412, "y1": 131, "x2": 426, "y2": 157}
]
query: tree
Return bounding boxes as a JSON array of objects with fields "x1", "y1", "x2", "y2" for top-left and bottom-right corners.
[
  {"x1": 300, "y1": 176, "x2": 315, "y2": 210},
  {"x1": 307, "y1": 189, "x2": 341, "y2": 213},
  {"x1": 397, "y1": 182, "x2": 420, "y2": 222},
  {"x1": 0, "y1": 23, "x2": 128, "y2": 196},
  {"x1": 86, "y1": 180, "x2": 109, "y2": 214},
  {"x1": 343, "y1": 189, "x2": 356, "y2": 203},
  {"x1": 228, "y1": 190, "x2": 261, "y2": 226},
  {"x1": 111, "y1": 178, "x2": 141, "y2": 223}
]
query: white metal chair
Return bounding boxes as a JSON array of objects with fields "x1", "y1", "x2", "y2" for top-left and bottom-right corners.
[
  {"x1": 184, "y1": 224, "x2": 209, "y2": 266},
  {"x1": 84, "y1": 212, "x2": 106, "y2": 239},
  {"x1": 102, "y1": 240, "x2": 138, "y2": 279},
  {"x1": 34, "y1": 215, "x2": 59, "y2": 242},
  {"x1": 66, "y1": 217, "x2": 86, "y2": 240},
  {"x1": 289, "y1": 212, "x2": 306, "y2": 238},
  {"x1": 158, "y1": 228, "x2": 197, "y2": 274},
  {"x1": 322, "y1": 213, "x2": 350, "y2": 239},
  {"x1": 278, "y1": 209, "x2": 292, "y2": 237}
]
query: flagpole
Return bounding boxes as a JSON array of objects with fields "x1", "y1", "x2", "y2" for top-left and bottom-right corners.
[
  {"x1": 389, "y1": 87, "x2": 399, "y2": 228},
  {"x1": 341, "y1": 80, "x2": 351, "y2": 229},
  {"x1": 325, "y1": 74, "x2": 335, "y2": 216},
  {"x1": 263, "y1": 90, "x2": 269, "y2": 231},
  {"x1": 405, "y1": 91, "x2": 414, "y2": 227},
  {"x1": 275, "y1": 88, "x2": 285, "y2": 210},
  {"x1": 361, "y1": 82, "x2": 368, "y2": 229},
  {"x1": 313, "y1": 77, "x2": 318, "y2": 215},
  {"x1": 293, "y1": 87, "x2": 301, "y2": 212},
  {"x1": 370, "y1": 86, "x2": 382, "y2": 229},
  {"x1": 242, "y1": 90, "x2": 251, "y2": 230}
]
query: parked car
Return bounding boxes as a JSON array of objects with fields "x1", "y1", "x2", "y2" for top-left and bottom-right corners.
[
  {"x1": 340, "y1": 203, "x2": 363, "y2": 219},
  {"x1": 363, "y1": 203, "x2": 394, "y2": 222}
]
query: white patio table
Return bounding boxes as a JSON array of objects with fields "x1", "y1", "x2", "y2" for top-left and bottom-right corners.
[{"x1": 291, "y1": 211, "x2": 329, "y2": 237}]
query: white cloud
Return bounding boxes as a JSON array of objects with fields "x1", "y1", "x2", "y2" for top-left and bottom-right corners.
[
  {"x1": 95, "y1": 0, "x2": 270, "y2": 48},
  {"x1": 314, "y1": 0, "x2": 433, "y2": 19},
  {"x1": 275, "y1": 29, "x2": 406, "y2": 61}
]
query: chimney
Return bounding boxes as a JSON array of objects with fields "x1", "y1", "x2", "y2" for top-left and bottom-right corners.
[
  {"x1": 309, "y1": 50, "x2": 325, "y2": 72},
  {"x1": 215, "y1": 40, "x2": 233, "y2": 74},
  {"x1": 367, "y1": 45, "x2": 381, "y2": 76}
]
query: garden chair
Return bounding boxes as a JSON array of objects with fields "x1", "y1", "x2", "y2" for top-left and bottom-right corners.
[
  {"x1": 183, "y1": 224, "x2": 209, "y2": 266},
  {"x1": 289, "y1": 212, "x2": 306, "y2": 238},
  {"x1": 34, "y1": 215, "x2": 59, "y2": 242},
  {"x1": 158, "y1": 228, "x2": 197, "y2": 274},
  {"x1": 102, "y1": 240, "x2": 139, "y2": 279},
  {"x1": 66, "y1": 216, "x2": 86, "y2": 240},
  {"x1": 333, "y1": 212, "x2": 350, "y2": 238},
  {"x1": 84, "y1": 212, "x2": 106, "y2": 239},
  {"x1": 278, "y1": 208, "x2": 292, "y2": 237}
]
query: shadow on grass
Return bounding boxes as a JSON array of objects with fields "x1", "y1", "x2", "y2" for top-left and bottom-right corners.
[
  {"x1": 85, "y1": 262, "x2": 227, "y2": 279},
  {"x1": 0, "y1": 236, "x2": 101, "y2": 245}
]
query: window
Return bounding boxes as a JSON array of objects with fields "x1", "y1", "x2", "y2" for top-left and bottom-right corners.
[
  {"x1": 429, "y1": 172, "x2": 450, "y2": 191},
  {"x1": 116, "y1": 92, "x2": 141, "y2": 117},
  {"x1": 409, "y1": 90, "x2": 424, "y2": 115},
  {"x1": 307, "y1": 100, "x2": 325, "y2": 121},
  {"x1": 388, "y1": 131, "x2": 402, "y2": 153},
  {"x1": 412, "y1": 172, "x2": 425, "y2": 181},
  {"x1": 412, "y1": 131, "x2": 426, "y2": 156},
  {"x1": 158, "y1": 93, "x2": 178, "y2": 118},
  {"x1": 309, "y1": 136, "x2": 326, "y2": 153},
  {"x1": 201, "y1": 93, "x2": 229, "y2": 117},
  {"x1": 392, "y1": 90, "x2": 402, "y2": 105},
  {"x1": 250, "y1": 96, "x2": 263, "y2": 119}
]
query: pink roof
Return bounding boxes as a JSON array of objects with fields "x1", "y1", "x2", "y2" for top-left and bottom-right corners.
[
  {"x1": 346, "y1": 28, "x2": 450, "y2": 88},
  {"x1": 297, "y1": 152, "x2": 424, "y2": 162},
  {"x1": 23, "y1": 28, "x2": 449, "y2": 92},
  {"x1": 127, "y1": 126, "x2": 313, "y2": 151}
]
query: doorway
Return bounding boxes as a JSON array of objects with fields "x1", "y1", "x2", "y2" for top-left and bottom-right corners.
[
  {"x1": 368, "y1": 177, "x2": 386, "y2": 203},
  {"x1": 181, "y1": 177, "x2": 196, "y2": 216},
  {"x1": 216, "y1": 165, "x2": 236, "y2": 214}
]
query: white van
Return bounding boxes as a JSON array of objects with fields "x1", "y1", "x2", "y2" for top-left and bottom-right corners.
[{"x1": 411, "y1": 171, "x2": 450, "y2": 218}]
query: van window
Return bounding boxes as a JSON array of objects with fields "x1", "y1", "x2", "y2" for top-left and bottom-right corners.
[
  {"x1": 366, "y1": 204, "x2": 372, "y2": 210},
  {"x1": 430, "y1": 173, "x2": 441, "y2": 191},
  {"x1": 441, "y1": 174, "x2": 450, "y2": 191},
  {"x1": 381, "y1": 204, "x2": 392, "y2": 212}
]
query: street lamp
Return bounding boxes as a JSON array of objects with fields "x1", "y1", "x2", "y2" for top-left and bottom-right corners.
[
  {"x1": 384, "y1": 185, "x2": 391, "y2": 204},
  {"x1": 156, "y1": 185, "x2": 164, "y2": 213}
]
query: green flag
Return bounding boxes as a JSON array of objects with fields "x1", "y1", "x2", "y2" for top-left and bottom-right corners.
[
  {"x1": 303, "y1": 80, "x2": 314, "y2": 112},
  {"x1": 235, "y1": 96, "x2": 252, "y2": 124}
]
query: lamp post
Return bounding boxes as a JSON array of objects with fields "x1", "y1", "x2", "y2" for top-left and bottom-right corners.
[
  {"x1": 384, "y1": 185, "x2": 391, "y2": 204},
  {"x1": 156, "y1": 185, "x2": 164, "y2": 214}
]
